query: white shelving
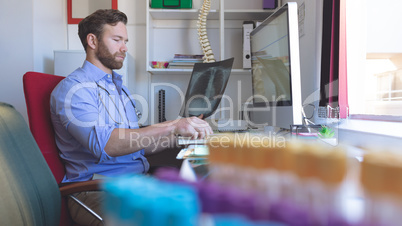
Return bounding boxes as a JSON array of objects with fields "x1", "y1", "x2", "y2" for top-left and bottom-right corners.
[
  {"x1": 148, "y1": 68, "x2": 251, "y2": 75},
  {"x1": 146, "y1": 0, "x2": 279, "y2": 72},
  {"x1": 148, "y1": 9, "x2": 274, "y2": 23},
  {"x1": 224, "y1": 9, "x2": 276, "y2": 20},
  {"x1": 149, "y1": 9, "x2": 220, "y2": 20},
  {"x1": 145, "y1": 0, "x2": 280, "y2": 123}
]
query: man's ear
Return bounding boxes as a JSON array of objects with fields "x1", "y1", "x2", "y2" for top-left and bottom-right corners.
[{"x1": 87, "y1": 34, "x2": 97, "y2": 50}]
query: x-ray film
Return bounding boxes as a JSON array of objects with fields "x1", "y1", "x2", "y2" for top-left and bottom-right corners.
[{"x1": 180, "y1": 57, "x2": 234, "y2": 118}]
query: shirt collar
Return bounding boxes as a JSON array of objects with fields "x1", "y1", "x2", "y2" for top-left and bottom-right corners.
[{"x1": 82, "y1": 60, "x2": 123, "y2": 83}]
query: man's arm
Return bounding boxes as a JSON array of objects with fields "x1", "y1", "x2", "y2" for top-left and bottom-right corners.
[{"x1": 104, "y1": 115, "x2": 212, "y2": 157}]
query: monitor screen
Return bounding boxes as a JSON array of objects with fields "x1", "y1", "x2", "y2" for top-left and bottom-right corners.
[{"x1": 249, "y1": 2, "x2": 302, "y2": 129}]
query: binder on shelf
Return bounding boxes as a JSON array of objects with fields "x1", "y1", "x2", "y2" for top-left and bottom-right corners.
[
  {"x1": 242, "y1": 21, "x2": 254, "y2": 69},
  {"x1": 263, "y1": 0, "x2": 278, "y2": 9},
  {"x1": 151, "y1": 0, "x2": 192, "y2": 9}
]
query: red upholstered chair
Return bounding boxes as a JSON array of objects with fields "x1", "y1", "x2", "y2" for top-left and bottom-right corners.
[
  {"x1": 23, "y1": 71, "x2": 65, "y2": 183},
  {"x1": 23, "y1": 71, "x2": 102, "y2": 226}
]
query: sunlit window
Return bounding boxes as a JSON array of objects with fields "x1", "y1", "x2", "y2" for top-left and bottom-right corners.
[{"x1": 347, "y1": 0, "x2": 402, "y2": 118}]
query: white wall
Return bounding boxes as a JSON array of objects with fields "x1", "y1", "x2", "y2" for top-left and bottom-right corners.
[
  {"x1": 0, "y1": 0, "x2": 34, "y2": 122},
  {"x1": 33, "y1": 0, "x2": 67, "y2": 73},
  {"x1": 0, "y1": 0, "x2": 66, "y2": 122},
  {"x1": 119, "y1": 0, "x2": 148, "y2": 114},
  {"x1": 366, "y1": 0, "x2": 402, "y2": 53}
]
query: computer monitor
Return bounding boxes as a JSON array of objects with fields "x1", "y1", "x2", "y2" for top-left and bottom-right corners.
[{"x1": 248, "y1": 2, "x2": 302, "y2": 130}]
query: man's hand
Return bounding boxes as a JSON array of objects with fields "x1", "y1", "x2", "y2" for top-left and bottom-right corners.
[
  {"x1": 105, "y1": 115, "x2": 213, "y2": 157},
  {"x1": 173, "y1": 115, "x2": 213, "y2": 139}
]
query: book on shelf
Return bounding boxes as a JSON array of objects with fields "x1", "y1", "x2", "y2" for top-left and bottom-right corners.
[
  {"x1": 169, "y1": 61, "x2": 199, "y2": 66},
  {"x1": 168, "y1": 65, "x2": 194, "y2": 69},
  {"x1": 170, "y1": 59, "x2": 203, "y2": 64},
  {"x1": 172, "y1": 59, "x2": 203, "y2": 62},
  {"x1": 174, "y1": 54, "x2": 204, "y2": 60},
  {"x1": 168, "y1": 61, "x2": 201, "y2": 68},
  {"x1": 168, "y1": 54, "x2": 204, "y2": 69}
]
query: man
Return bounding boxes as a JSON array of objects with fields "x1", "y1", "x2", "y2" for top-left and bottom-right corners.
[{"x1": 50, "y1": 9, "x2": 212, "y2": 225}]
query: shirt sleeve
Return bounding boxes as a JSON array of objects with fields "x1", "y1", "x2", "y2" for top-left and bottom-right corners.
[{"x1": 53, "y1": 79, "x2": 114, "y2": 162}]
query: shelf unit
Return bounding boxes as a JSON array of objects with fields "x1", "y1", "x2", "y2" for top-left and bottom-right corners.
[
  {"x1": 145, "y1": 0, "x2": 280, "y2": 123},
  {"x1": 148, "y1": 68, "x2": 251, "y2": 75},
  {"x1": 146, "y1": 0, "x2": 279, "y2": 72}
]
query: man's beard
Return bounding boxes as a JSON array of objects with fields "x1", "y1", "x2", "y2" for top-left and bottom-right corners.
[{"x1": 96, "y1": 40, "x2": 125, "y2": 70}]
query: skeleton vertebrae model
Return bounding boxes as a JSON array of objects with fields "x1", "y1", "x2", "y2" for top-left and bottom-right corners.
[{"x1": 197, "y1": 0, "x2": 216, "y2": 63}]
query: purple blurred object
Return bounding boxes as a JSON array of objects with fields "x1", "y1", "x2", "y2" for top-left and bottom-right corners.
[
  {"x1": 269, "y1": 200, "x2": 311, "y2": 226},
  {"x1": 228, "y1": 191, "x2": 258, "y2": 220},
  {"x1": 263, "y1": 0, "x2": 277, "y2": 9},
  {"x1": 198, "y1": 182, "x2": 226, "y2": 214},
  {"x1": 327, "y1": 213, "x2": 352, "y2": 226},
  {"x1": 154, "y1": 167, "x2": 183, "y2": 182}
]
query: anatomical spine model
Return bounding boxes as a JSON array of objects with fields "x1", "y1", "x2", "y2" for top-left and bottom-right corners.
[{"x1": 197, "y1": 0, "x2": 216, "y2": 63}]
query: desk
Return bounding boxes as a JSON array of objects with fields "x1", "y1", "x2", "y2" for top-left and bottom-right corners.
[{"x1": 146, "y1": 146, "x2": 184, "y2": 172}]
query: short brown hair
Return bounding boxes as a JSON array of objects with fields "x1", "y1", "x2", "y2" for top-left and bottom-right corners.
[{"x1": 78, "y1": 9, "x2": 127, "y2": 51}]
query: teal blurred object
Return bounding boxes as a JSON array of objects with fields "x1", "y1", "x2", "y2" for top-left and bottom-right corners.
[
  {"x1": 212, "y1": 213, "x2": 286, "y2": 226},
  {"x1": 151, "y1": 0, "x2": 192, "y2": 9},
  {"x1": 0, "y1": 102, "x2": 104, "y2": 225},
  {"x1": 103, "y1": 174, "x2": 200, "y2": 226},
  {"x1": 0, "y1": 102, "x2": 61, "y2": 225}
]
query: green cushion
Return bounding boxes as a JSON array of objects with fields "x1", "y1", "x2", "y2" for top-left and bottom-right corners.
[{"x1": 0, "y1": 102, "x2": 61, "y2": 225}]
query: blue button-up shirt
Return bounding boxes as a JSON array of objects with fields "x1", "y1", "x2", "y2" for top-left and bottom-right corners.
[{"x1": 50, "y1": 61, "x2": 149, "y2": 183}]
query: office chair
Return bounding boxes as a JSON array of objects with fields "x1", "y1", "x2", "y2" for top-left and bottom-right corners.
[
  {"x1": 0, "y1": 102, "x2": 101, "y2": 225},
  {"x1": 22, "y1": 72, "x2": 102, "y2": 225},
  {"x1": 23, "y1": 71, "x2": 65, "y2": 182}
]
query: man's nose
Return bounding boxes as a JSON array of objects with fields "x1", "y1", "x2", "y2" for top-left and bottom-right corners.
[{"x1": 121, "y1": 42, "x2": 128, "y2": 52}]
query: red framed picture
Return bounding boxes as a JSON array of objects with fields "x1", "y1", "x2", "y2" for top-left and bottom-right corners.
[{"x1": 67, "y1": 0, "x2": 118, "y2": 24}]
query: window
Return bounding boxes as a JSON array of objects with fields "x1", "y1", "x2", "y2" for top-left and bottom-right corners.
[{"x1": 347, "y1": 0, "x2": 402, "y2": 119}]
